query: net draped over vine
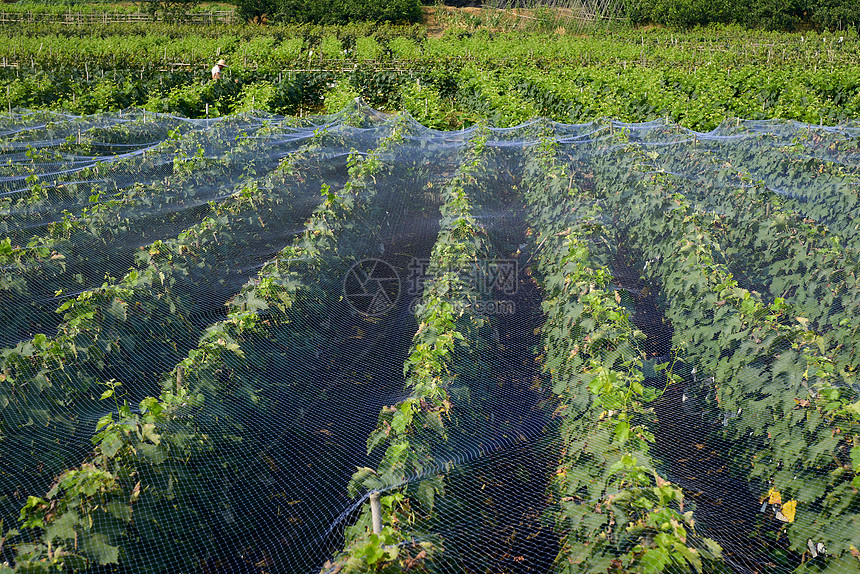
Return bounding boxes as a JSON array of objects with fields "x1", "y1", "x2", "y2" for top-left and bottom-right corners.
[{"x1": 1, "y1": 100, "x2": 859, "y2": 574}]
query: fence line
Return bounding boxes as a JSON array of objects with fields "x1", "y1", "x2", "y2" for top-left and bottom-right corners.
[
  {"x1": 0, "y1": 9, "x2": 237, "y2": 25},
  {"x1": 0, "y1": 56, "x2": 801, "y2": 73}
]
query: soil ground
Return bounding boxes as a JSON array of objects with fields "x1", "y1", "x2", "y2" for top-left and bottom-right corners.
[{"x1": 611, "y1": 246, "x2": 799, "y2": 574}]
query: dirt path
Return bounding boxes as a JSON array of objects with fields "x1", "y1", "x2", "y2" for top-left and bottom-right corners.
[
  {"x1": 612, "y1": 246, "x2": 796, "y2": 573},
  {"x1": 430, "y1": 204, "x2": 559, "y2": 573}
]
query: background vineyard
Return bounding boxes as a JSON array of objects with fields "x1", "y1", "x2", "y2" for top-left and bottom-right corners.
[{"x1": 2, "y1": 21, "x2": 860, "y2": 129}]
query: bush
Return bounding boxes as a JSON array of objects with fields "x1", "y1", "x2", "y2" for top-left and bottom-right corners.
[
  {"x1": 623, "y1": 0, "x2": 653, "y2": 23},
  {"x1": 388, "y1": 36, "x2": 421, "y2": 59},
  {"x1": 323, "y1": 78, "x2": 360, "y2": 113},
  {"x1": 319, "y1": 34, "x2": 345, "y2": 58},
  {"x1": 810, "y1": 0, "x2": 860, "y2": 30},
  {"x1": 625, "y1": 0, "x2": 858, "y2": 31},
  {"x1": 138, "y1": 0, "x2": 203, "y2": 22},
  {"x1": 354, "y1": 36, "x2": 383, "y2": 59},
  {"x1": 236, "y1": 0, "x2": 422, "y2": 25},
  {"x1": 743, "y1": 0, "x2": 804, "y2": 30},
  {"x1": 630, "y1": 0, "x2": 741, "y2": 27}
]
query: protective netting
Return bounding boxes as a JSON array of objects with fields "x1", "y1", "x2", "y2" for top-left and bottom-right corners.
[{"x1": 1, "y1": 100, "x2": 859, "y2": 574}]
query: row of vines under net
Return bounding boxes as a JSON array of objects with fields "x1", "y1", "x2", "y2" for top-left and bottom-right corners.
[{"x1": 0, "y1": 101, "x2": 859, "y2": 573}]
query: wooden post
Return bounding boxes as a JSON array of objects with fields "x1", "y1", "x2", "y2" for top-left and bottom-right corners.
[{"x1": 369, "y1": 491, "x2": 382, "y2": 535}]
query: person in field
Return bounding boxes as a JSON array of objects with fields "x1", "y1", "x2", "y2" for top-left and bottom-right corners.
[{"x1": 211, "y1": 59, "x2": 227, "y2": 80}]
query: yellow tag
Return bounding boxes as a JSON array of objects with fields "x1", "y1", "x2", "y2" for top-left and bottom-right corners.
[
  {"x1": 767, "y1": 488, "x2": 782, "y2": 505},
  {"x1": 781, "y1": 500, "x2": 797, "y2": 523}
]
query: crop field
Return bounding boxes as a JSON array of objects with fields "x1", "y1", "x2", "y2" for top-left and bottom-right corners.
[
  {"x1": 1, "y1": 100, "x2": 859, "y2": 573},
  {"x1": 2, "y1": 23, "x2": 860, "y2": 129},
  {"x1": 1, "y1": 12, "x2": 860, "y2": 574}
]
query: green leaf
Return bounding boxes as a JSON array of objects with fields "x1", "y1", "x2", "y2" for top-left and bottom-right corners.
[
  {"x1": 95, "y1": 413, "x2": 113, "y2": 432},
  {"x1": 140, "y1": 423, "x2": 161, "y2": 445},
  {"x1": 416, "y1": 479, "x2": 437, "y2": 513},
  {"x1": 99, "y1": 432, "x2": 123, "y2": 458},
  {"x1": 366, "y1": 428, "x2": 389, "y2": 454},
  {"x1": 673, "y1": 541, "x2": 703, "y2": 573},
  {"x1": 106, "y1": 501, "x2": 132, "y2": 523},
  {"x1": 44, "y1": 510, "x2": 79, "y2": 542},
  {"x1": 136, "y1": 443, "x2": 166, "y2": 465},
  {"x1": 851, "y1": 446, "x2": 860, "y2": 473},
  {"x1": 386, "y1": 441, "x2": 410, "y2": 461},
  {"x1": 139, "y1": 397, "x2": 163, "y2": 418},
  {"x1": 82, "y1": 532, "x2": 119, "y2": 565},
  {"x1": 639, "y1": 546, "x2": 670, "y2": 574},
  {"x1": 615, "y1": 420, "x2": 630, "y2": 443},
  {"x1": 390, "y1": 400, "x2": 416, "y2": 434}
]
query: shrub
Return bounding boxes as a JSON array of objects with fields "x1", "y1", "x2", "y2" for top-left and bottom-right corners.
[
  {"x1": 138, "y1": 0, "x2": 203, "y2": 23},
  {"x1": 742, "y1": 0, "x2": 804, "y2": 30},
  {"x1": 640, "y1": 0, "x2": 741, "y2": 27},
  {"x1": 319, "y1": 34, "x2": 345, "y2": 58},
  {"x1": 388, "y1": 36, "x2": 421, "y2": 59},
  {"x1": 323, "y1": 78, "x2": 360, "y2": 113},
  {"x1": 810, "y1": 0, "x2": 860, "y2": 30},
  {"x1": 354, "y1": 36, "x2": 383, "y2": 60},
  {"x1": 625, "y1": 0, "x2": 856, "y2": 31},
  {"x1": 236, "y1": 0, "x2": 421, "y2": 25}
]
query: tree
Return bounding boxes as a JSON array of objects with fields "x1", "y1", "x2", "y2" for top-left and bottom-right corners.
[{"x1": 138, "y1": 0, "x2": 202, "y2": 23}]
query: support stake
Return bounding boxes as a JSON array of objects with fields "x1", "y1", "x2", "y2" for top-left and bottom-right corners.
[{"x1": 369, "y1": 491, "x2": 382, "y2": 535}]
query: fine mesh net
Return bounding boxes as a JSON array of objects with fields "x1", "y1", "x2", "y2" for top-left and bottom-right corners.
[{"x1": 1, "y1": 100, "x2": 859, "y2": 574}]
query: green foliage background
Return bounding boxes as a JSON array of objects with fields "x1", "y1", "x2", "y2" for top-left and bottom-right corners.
[
  {"x1": 235, "y1": 0, "x2": 422, "y2": 25},
  {"x1": 626, "y1": 0, "x2": 860, "y2": 30}
]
